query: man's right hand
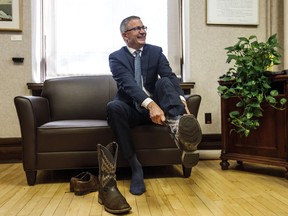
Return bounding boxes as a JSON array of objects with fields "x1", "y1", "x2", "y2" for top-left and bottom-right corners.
[{"x1": 147, "y1": 101, "x2": 166, "y2": 125}]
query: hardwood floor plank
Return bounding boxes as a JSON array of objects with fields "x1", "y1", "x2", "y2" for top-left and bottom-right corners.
[
  {"x1": 256, "y1": 195, "x2": 288, "y2": 216},
  {"x1": 52, "y1": 191, "x2": 74, "y2": 215},
  {"x1": 147, "y1": 178, "x2": 174, "y2": 216},
  {"x1": 0, "y1": 183, "x2": 39, "y2": 215},
  {"x1": 65, "y1": 193, "x2": 95, "y2": 216},
  {"x1": 17, "y1": 184, "x2": 58, "y2": 216},
  {"x1": 187, "y1": 194, "x2": 214, "y2": 216},
  {"x1": 40, "y1": 184, "x2": 68, "y2": 216},
  {"x1": 0, "y1": 171, "x2": 25, "y2": 207},
  {"x1": 144, "y1": 179, "x2": 164, "y2": 216},
  {"x1": 232, "y1": 197, "x2": 263, "y2": 216}
]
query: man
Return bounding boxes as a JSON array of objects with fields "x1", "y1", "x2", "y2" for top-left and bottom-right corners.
[{"x1": 107, "y1": 16, "x2": 202, "y2": 195}]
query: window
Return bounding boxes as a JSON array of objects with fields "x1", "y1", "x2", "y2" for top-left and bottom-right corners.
[{"x1": 32, "y1": 0, "x2": 182, "y2": 82}]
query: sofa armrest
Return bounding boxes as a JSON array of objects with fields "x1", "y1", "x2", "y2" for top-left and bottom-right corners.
[
  {"x1": 186, "y1": 94, "x2": 201, "y2": 118},
  {"x1": 14, "y1": 96, "x2": 50, "y2": 170}
]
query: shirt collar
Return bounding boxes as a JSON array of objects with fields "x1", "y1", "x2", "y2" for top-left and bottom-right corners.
[{"x1": 127, "y1": 46, "x2": 143, "y2": 55}]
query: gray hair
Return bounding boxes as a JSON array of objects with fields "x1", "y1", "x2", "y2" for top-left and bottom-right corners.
[{"x1": 120, "y1": 16, "x2": 141, "y2": 33}]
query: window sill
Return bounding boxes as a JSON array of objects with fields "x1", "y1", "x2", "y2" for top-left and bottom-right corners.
[
  {"x1": 27, "y1": 83, "x2": 43, "y2": 96},
  {"x1": 27, "y1": 82, "x2": 195, "y2": 96}
]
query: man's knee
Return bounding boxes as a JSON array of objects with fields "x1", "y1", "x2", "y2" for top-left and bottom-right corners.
[
  {"x1": 155, "y1": 77, "x2": 171, "y2": 88},
  {"x1": 107, "y1": 100, "x2": 123, "y2": 113}
]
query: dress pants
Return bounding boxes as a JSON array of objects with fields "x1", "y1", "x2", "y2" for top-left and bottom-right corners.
[{"x1": 106, "y1": 77, "x2": 186, "y2": 159}]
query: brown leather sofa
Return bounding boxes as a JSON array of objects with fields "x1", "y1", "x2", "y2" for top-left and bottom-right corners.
[{"x1": 14, "y1": 75, "x2": 201, "y2": 185}]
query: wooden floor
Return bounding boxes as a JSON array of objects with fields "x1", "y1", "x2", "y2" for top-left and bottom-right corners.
[{"x1": 1, "y1": 160, "x2": 288, "y2": 216}]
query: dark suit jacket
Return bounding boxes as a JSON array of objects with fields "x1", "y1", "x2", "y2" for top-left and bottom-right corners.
[{"x1": 109, "y1": 44, "x2": 184, "y2": 106}]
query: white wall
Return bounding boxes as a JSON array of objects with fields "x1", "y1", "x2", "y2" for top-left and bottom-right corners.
[{"x1": 0, "y1": 1, "x2": 31, "y2": 137}]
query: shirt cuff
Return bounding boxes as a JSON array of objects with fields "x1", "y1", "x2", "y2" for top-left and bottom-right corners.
[
  {"x1": 141, "y1": 98, "x2": 154, "y2": 109},
  {"x1": 180, "y1": 95, "x2": 186, "y2": 102}
]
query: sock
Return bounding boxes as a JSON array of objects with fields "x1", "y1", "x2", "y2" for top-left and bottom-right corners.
[{"x1": 128, "y1": 154, "x2": 145, "y2": 195}]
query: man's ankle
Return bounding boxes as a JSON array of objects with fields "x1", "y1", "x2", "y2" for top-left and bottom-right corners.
[
  {"x1": 129, "y1": 154, "x2": 142, "y2": 171},
  {"x1": 128, "y1": 154, "x2": 145, "y2": 195}
]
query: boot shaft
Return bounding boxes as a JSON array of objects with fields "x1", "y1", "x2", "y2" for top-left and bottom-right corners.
[{"x1": 97, "y1": 142, "x2": 118, "y2": 188}]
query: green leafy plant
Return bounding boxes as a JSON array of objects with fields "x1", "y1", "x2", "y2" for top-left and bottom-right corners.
[{"x1": 218, "y1": 34, "x2": 287, "y2": 137}]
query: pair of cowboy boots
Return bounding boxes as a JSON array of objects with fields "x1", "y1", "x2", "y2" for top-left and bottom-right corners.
[{"x1": 97, "y1": 142, "x2": 131, "y2": 214}]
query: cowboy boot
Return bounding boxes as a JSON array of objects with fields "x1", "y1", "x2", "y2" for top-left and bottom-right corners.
[
  {"x1": 97, "y1": 142, "x2": 131, "y2": 214},
  {"x1": 165, "y1": 114, "x2": 202, "y2": 168}
]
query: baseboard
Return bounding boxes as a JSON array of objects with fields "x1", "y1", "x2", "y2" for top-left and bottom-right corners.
[
  {"x1": 0, "y1": 137, "x2": 22, "y2": 163},
  {"x1": 198, "y1": 133, "x2": 221, "y2": 150},
  {"x1": 199, "y1": 150, "x2": 221, "y2": 160},
  {"x1": 0, "y1": 134, "x2": 221, "y2": 163}
]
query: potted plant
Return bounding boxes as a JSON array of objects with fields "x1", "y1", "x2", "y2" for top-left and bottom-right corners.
[{"x1": 217, "y1": 34, "x2": 287, "y2": 137}]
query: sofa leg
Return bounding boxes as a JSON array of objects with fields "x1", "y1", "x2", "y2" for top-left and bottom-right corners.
[
  {"x1": 25, "y1": 171, "x2": 37, "y2": 186},
  {"x1": 182, "y1": 165, "x2": 192, "y2": 178}
]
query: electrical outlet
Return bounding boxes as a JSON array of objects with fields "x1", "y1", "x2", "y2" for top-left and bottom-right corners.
[{"x1": 205, "y1": 113, "x2": 212, "y2": 124}]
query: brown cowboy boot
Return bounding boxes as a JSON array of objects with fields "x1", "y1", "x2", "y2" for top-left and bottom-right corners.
[{"x1": 97, "y1": 142, "x2": 131, "y2": 214}]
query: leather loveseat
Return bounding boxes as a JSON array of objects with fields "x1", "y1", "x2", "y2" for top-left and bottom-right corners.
[{"x1": 14, "y1": 75, "x2": 201, "y2": 185}]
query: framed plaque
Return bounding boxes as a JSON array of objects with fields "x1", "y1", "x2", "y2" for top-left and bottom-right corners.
[{"x1": 207, "y1": 0, "x2": 259, "y2": 25}]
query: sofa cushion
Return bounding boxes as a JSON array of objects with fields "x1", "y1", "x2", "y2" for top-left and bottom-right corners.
[
  {"x1": 131, "y1": 125, "x2": 177, "y2": 149},
  {"x1": 37, "y1": 120, "x2": 114, "y2": 152},
  {"x1": 37, "y1": 120, "x2": 177, "y2": 152}
]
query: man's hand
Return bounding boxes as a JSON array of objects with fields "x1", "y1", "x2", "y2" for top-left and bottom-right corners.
[{"x1": 147, "y1": 101, "x2": 166, "y2": 125}]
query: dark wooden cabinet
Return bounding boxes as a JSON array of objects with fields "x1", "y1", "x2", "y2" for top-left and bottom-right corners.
[{"x1": 220, "y1": 75, "x2": 288, "y2": 178}]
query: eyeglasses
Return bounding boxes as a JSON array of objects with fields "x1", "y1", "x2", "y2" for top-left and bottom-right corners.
[{"x1": 125, "y1": 26, "x2": 147, "y2": 32}]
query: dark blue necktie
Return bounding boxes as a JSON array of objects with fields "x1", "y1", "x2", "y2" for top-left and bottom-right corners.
[
  {"x1": 134, "y1": 50, "x2": 142, "y2": 89},
  {"x1": 134, "y1": 50, "x2": 142, "y2": 111}
]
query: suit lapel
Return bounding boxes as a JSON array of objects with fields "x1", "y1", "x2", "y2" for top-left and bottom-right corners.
[
  {"x1": 116, "y1": 47, "x2": 134, "y2": 73},
  {"x1": 141, "y1": 45, "x2": 149, "y2": 83}
]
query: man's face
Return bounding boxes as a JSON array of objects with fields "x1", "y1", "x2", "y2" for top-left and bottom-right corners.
[{"x1": 122, "y1": 19, "x2": 146, "y2": 50}]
